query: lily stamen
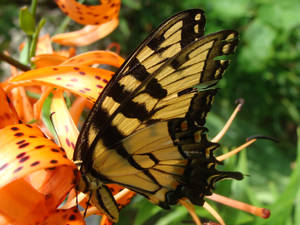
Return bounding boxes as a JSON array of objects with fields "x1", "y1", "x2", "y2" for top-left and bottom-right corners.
[
  {"x1": 206, "y1": 193, "x2": 270, "y2": 219},
  {"x1": 216, "y1": 138, "x2": 257, "y2": 161},
  {"x1": 180, "y1": 199, "x2": 202, "y2": 225},
  {"x1": 212, "y1": 99, "x2": 244, "y2": 143},
  {"x1": 203, "y1": 201, "x2": 226, "y2": 225}
]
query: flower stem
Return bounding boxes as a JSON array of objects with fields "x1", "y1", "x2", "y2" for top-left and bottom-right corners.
[{"x1": 0, "y1": 52, "x2": 31, "y2": 71}]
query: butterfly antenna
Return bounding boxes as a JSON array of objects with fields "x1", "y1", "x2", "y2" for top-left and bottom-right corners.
[
  {"x1": 246, "y1": 135, "x2": 279, "y2": 143},
  {"x1": 49, "y1": 112, "x2": 60, "y2": 144},
  {"x1": 84, "y1": 192, "x2": 92, "y2": 218},
  {"x1": 217, "y1": 134, "x2": 278, "y2": 162},
  {"x1": 212, "y1": 98, "x2": 244, "y2": 143}
]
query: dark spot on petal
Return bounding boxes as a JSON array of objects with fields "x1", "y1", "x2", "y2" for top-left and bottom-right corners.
[
  {"x1": 79, "y1": 71, "x2": 86, "y2": 75},
  {"x1": 0, "y1": 163, "x2": 8, "y2": 171},
  {"x1": 16, "y1": 152, "x2": 26, "y2": 158},
  {"x1": 14, "y1": 166, "x2": 23, "y2": 173},
  {"x1": 26, "y1": 124, "x2": 33, "y2": 128},
  {"x1": 96, "y1": 84, "x2": 103, "y2": 88},
  {"x1": 95, "y1": 75, "x2": 101, "y2": 80},
  {"x1": 6, "y1": 96, "x2": 11, "y2": 103},
  {"x1": 31, "y1": 161, "x2": 40, "y2": 167},
  {"x1": 19, "y1": 143, "x2": 29, "y2": 148},
  {"x1": 16, "y1": 140, "x2": 26, "y2": 145},
  {"x1": 11, "y1": 127, "x2": 19, "y2": 131},
  {"x1": 66, "y1": 138, "x2": 70, "y2": 147},
  {"x1": 50, "y1": 160, "x2": 58, "y2": 164},
  {"x1": 69, "y1": 214, "x2": 76, "y2": 221},
  {"x1": 103, "y1": 79, "x2": 108, "y2": 83},
  {"x1": 103, "y1": 16, "x2": 109, "y2": 20},
  {"x1": 79, "y1": 90, "x2": 85, "y2": 93},
  {"x1": 51, "y1": 148, "x2": 60, "y2": 153},
  {"x1": 47, "y1": 167, "x2": 56, "y2": 170},
  {"x1": 14, "y1": 132, "x2": 24, "y2": 137},
  {"x1": 19, "y1": 156, "x2": 30, "y2": 163},
  {"x1": 84, "y1": 88, "x2": 90, "y2": 91},
  {"x1": 71, "y1": 142, "x2": 75, "y2": 149},
  {"x1": 73, "y1": 67, "x2": 79, "y2": 70},
  {"x1": 53, "y1": 67, "x2": 59, "y2": 71},
  {"x1": 29, "y1": 135, "x2": 36, "y2": 138},
  {"x1": 35, "y1": 145, "x2": 44, "y2": 149}
]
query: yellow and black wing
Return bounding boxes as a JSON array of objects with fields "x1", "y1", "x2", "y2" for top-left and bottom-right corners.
[{"x1": 74, "y1": 9, "x2": 242, "y2": 222}]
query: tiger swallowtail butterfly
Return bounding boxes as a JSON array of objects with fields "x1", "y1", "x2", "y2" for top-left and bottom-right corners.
[{"x1": 74, "y1": 9, "x2": 242, "y2": 222}]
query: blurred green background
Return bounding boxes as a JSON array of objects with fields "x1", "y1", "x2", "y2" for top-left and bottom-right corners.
[{"x1": 0, "y1": 0, "x2": 300, "y2": 224}]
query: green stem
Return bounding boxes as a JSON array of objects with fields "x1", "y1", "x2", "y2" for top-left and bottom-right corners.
[
  {"x1": 0, "y1": 52, "x2": 31, "y2": 71},
  {"x1": 30, "y1": 0, "x2": 38, "y2": 17}
]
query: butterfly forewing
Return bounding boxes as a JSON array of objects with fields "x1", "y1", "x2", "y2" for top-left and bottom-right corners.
[{"x1": 74, "y1": 9, "x2": 207, "y2": 161}]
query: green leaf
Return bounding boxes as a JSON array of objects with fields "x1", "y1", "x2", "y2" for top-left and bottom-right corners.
[
  {"x1": 41, "y1": 93, "x2": 58, "y2": 140},
  {"x1": 256, "y1": 127, "x2": 300, "y2": 225},
  {"x1": 19, "y1": 6, "x2": 35, "y2": 35},
  {"x1": 122, "y1": 0, "x2": 141, "y2": 10}
]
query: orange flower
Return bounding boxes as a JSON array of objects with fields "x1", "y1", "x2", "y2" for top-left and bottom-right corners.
[
  {"x1": 0, "y1": 23, "x2": 132, "y2": 224},
  {"x1": 52, "y1": 0, "x2": 121, "y2": 46}
]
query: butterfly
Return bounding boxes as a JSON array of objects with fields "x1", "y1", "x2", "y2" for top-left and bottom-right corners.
[{"x1": 74, "y1": 9, "x2": 242, "y2": 222}]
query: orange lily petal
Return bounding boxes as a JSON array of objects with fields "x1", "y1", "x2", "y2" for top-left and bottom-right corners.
[
  {"x1": 52, "y1": 18, "x2": 119, "y2": 46},
  {"x1": 35, "y1": 34, "x2": 53, "y2": 55},
  {"x1": 32, "y1": 54, "x2": 69, "y2": 68},
  {"x1": 69, "y1": 96, "x2": 87, "y2": 125},
  {"x1": 54, "y1": 0, "x2": 120, "y2": 25},
  {"x1": 33, "y1": 86, "x2": 54, "y2": 120},
  {"x1": 7, "y1": 65, "x2": 113, "y2": 102},
  {"x1": 0, "y1": 177, "x2": 49, "y2": 225},
  {"x1": 0, "y1": 124, "x2": 75, "y2": 187},
  {"x1": 10, "y1": 87, "x2": 34, "y2": 123},
  {"x1": 0, "y1": 87, "x2": 19, "y2": 128},
  {"x1": 100, "y1": 216, "x2": 113, "y2": 225},
  {"x1": 50, "y1": 90, "x2": 79, "y2": 159},
  {"x1": 41, "y1": 207, "x2": 85, "y2": 225},
  {"x1": 0, "y1": 124, "x2": 76, "y2": 224},
  {"x1": 61, "y1": 50, "x2": 124, "y2": 67},
  {"x1": 19, "y1": 34, "x2": 53, "y2": 54}
]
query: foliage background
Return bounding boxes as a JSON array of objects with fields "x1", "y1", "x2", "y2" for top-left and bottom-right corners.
[{"x1": 0, "y1": 0, "x2": 300, "y2": 224}]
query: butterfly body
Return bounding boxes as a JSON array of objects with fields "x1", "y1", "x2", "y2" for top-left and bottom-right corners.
[{"x1": 74, "y1": 9, "x2": 242, "y2": 222}]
